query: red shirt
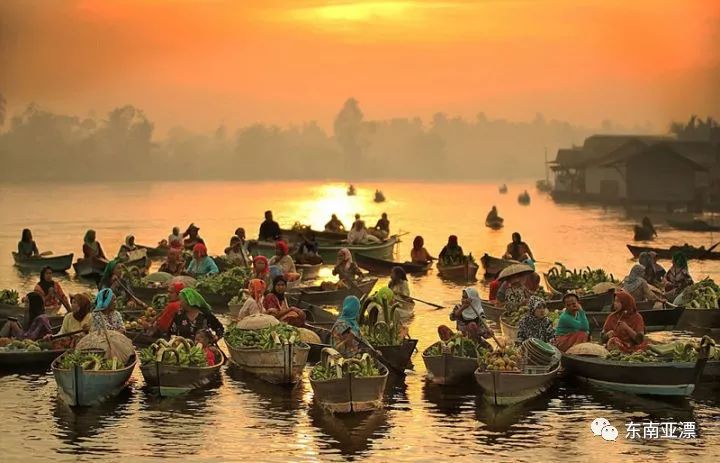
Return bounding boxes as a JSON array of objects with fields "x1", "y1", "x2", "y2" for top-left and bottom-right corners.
[
  {"x1": 156, "y1": 300, "x2": 182, "y2": 332},
  {"x1": 489, "y1": 279, "x2": 501, "y2": 301},
  {"x1": 205, "y1": 348, "x2": 216, "y2": 366}
]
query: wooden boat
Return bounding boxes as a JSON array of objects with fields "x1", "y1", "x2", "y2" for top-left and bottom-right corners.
[
  {"x1": 52, "y1": 352, "x2": 137, "y2": 406},
  {"x1": 136, "y1": 244, "x2": 169, "y2": 258},
  {"x1": 437, "y1": 261, "x2": 479, "y2": 281},
  {"x1": 633, "y1": 225, "x2": 655, "y2": 241},
  {"x1": 0, "y1": 347, "x2": 68, "y2": 369},
  {"x1": 545, "y1": 290, "x2": 615, "y2": 312},
  {"x1": 226, "y1": 342, "x2": 309, "y2": 384},
  {"x1": 627, "y1": 244, "x2": 720, "y2": 261},
  {"x1": 482, "y1": 302, "x2": 505, "y2": 322},
  {"x1": 296, "y1": 263, "x2": 323, "y2": 280},
  {"x1": 354, "y1": 253, "x2": 430, "y2": 275},
  {"x1": 675, "y1": 308, "x2": 720, "y2": 336},
  {"x1": 422, "y1": 342, "x2": 479, "y2": 385},
  {"x1": 317, "y1": 237, "x2": 398, "y2": 262},
  {"x1": 561, "y1": 353, "x2": 708, "y2": 396},
  {"x1": 347, "y1": 185, "x2": 356, "y2": 196},
  {"x1": 485, "y1": 218, "x2": 504, "y2": 230},
  {"x1": 310, "y1": 364, "x2": 388, "y2": 413},
  {"x1": 667, "y1": 219, "x2": 720, "y2": 232},
  {"x1": 374, "y1": 191, "x2": 386, "y2": 203},
  {"x1": 499, "y1": 317, "x2": 519, "y2": 344},
  {"x1": 288, "y1": 278, "x2": 377, "y2": 307},
  {"x1": 279, "y1": 228, "x2": 347, "y2": 243},
  {"x1": 517, "y1": 192, "x2": 530, "y2": 205},
  {"x1": 475, "y1": 362, "x2": 560, "y2": 406},
  {"x1": 12, "y1": 252, "x2": 74, "y2": 272},
  {"x1": 585, "y1": 307, "x2": 685, "y2": 332},
  {"x1": 499, "y1": 184, "x2": 508, "y2": 194},
  {"x1": 480, "y1": 254, "x2": 518, "y2": 278},
  {"x1": 376, "y1": 339, "x2": 418, "y2": 373},
  {"x1": 140, "y1": 349, "x2": 226, "y2": 396},
  {"x1": 73, "y1": 255, "x2": 149, "y2": 278},
  {"x1": 0, "y1": 303, "x2": 64, "y2": 327},
  {"x1": 125, "y1": 330, "x2": 163, "y2": 348}
]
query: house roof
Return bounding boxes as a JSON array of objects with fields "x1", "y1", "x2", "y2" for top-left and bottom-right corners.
[
  {"x1": 598, "y1": 143, "x2": 709, "y2": 171},
  {"x1": 551, "y1": 134, "x2": 674, "y2": 169}
]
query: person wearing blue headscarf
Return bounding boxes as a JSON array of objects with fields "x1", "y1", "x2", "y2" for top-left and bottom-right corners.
[
  {"x1": 331, "y1": 296, "x2": 362, "y2": 357},
  {"x1": 91, "y1": 288, "x2": 125, "y2": 333}
]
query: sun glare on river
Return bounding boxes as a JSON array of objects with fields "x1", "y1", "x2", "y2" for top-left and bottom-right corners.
[{"x1": 291, "y1": 183, "x2": 369, "y2": 231}]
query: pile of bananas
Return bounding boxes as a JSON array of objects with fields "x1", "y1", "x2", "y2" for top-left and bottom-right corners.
[
  {"x1": 479, "y1": 346, "x2": 523, "y2": 372},
  {"x1": 124, "y1": 306, "x2": 158, "y2": 331},
  {"x1": 310, "y1": 351, "x2": 382, "y2": 381},
  {"x1": 547, "y1": 263, "x2": 615, "y2": 292},
  {"x1": 503, "y1": 306, "x2": 561, "y2": 328},
  {"x1": 677, "y1": 278, "x2": 720, "y2": 309},
  {"x1": 0, "y1": 289, "x2": 19, "y2": 305},
  {"x1": 57, "y1": 351, "x2": 123, "y2": 370},
  {"x1": 425, "y1": 335, "x2": 480, "y2": 358},
  {"x1": 139, "y1": 336, "x2": 207, "y2": 367},
  {"x1": 225, "y1": 324, "x2": 301, "y2": 350},
  {"x1": 606, "y1": 350, "x2": 663, "y2": 363},
  {"x1": 360, "y1": 297, "x2": 403, "y2": 346}
]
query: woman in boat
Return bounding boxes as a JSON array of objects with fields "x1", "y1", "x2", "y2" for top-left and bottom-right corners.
[
  {"x1": 664, "y1": 252, "x2": 693, "y2": 300},
  {"x1": 371, "y1": 213, "x2": 390, "y2": 240},
  {"x1": 235, "y1": 279, "x2": 267, "y2": 322},
  {"x1": 252, "y1": 255, "x2": 272, "y2": 288},
  {"x1": 331, "y1": 296, "x2": 363, "y2": 358},
  {"x1": 638, "y1": 251, "x2": 664, "y2": 286},
  {"x1": 168, "y1": 226, "x2": 183, "y2": 249},
  {"x1": 225, "y1": 236, "x2": 251, "y2": 267},
  {"x1": 522, "y1": 258, "x2": 542, "y2": 293},
  {"x1": 59, "y1": 293, "x2": 93, "y2": 335},
  {"x1": 159, "y1": 248, "x2": 185, "y2": 275},
  {"x1": 388, "y1": 266, "x2": 415, "y2": 321},
  {"x1": 503, "y1": 232, "x2": 534, "y2": 261},
  {"x1": 516, "y1": 296, "x2": 556, "y2": 345},
  {"x1": 293, "y1": 231, "x2": 323, "y2": 265},
  {"x1": 0, "y1": 292, "x2": 52, "y2": 340},
  {"x1": 169, "y1": 288, "x2": 224, "y2": 340},
  {"x1": 154, "y1": 282, "x2": 185, "y2": 334},
  {"x1": 553, "y1": 293, "x2": 589, "y2": 352},
  {"x1": 621, "y1": 264, "x2": 665, "y2": 307},
  {"x1": 269, "y1": 240, "x2": 299, "y2": 280},
  {"x1": 347, "y1": 220, "x2": 380, "y2": 245},
  {"x1": 438, "y1": 235, "x2": 464, "y2": 265},
  {"x1": 641, "y1": 217, "x2": 657, "y2": 238},
  {"x1": 332, "y1": 248, "x2": 365, "y2": 288},
  {"x1": 17, "y1": 229, "x2": 40, "y2": 258},
  {"x1": 486, "y1": 206, "x2": 500, "y2": 223},
  {"x1": 91, "y1": 288, "x2": 125, "y2": 333},
  {"x1": 410, "y1": 236, "x2": 436, "y2": 264},
  {"x1": 117, "y1": 234, "x2": 138, "y2": 262},
  {"x1": 183, "y1": 223, "x2": 205, "y2": 251},
  {"x1": 98, "y1": 259, "x2": 122, "y2": 290},
  {"x1": 185, "y1": 243, "x2": 219, "y2": 278},
  {"x1": 263, "y1": 275, "x2": 306, "y2": 327},
  {"x1": 496, "y1": 273, "x2": 531, "y2": 312},
  {"x1": 34, "y1": 266, "x2": 71, "y2": 314},
  {"x1": 83, "y1": 229, "x2": 107, "y2": 265},
  {"x1": 442, "y1": 287, "x2": 493, "y2": 349},
  {"x1": 324, "y1": 214, "x2": 346, "y2": 233},
  {"x1": 601, "y1": 290, "x2": 648, "y2": 353}
]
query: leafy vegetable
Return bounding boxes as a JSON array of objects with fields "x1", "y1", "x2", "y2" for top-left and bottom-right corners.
[
  {"x1": 310, "y1": 352, "x2": 382, "y2": 381},
  {"x1": 225, "y1": 324, "x2": 301, "y2": 350},
  {"x1": 546, "y1": 263, "x2": 615, "y2": 292},
  {"x1": 195, "y1": 267, "x2": 253, "y2": 298},
  {"x1": 425, "y1": 335, "x2": 480, "y2": 358},
  {"x1": 677, "y1": 278, "x2": 720, "y2": 309},
  {"x1": 0, "y1": 289, "x2": 19, "y2": 306},
  {"x1": 57, "y1": 351, "x2": 122, "y2": 370}
]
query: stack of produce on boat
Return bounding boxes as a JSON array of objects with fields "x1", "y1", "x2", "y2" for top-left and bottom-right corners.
[
  {"x1": 310, "y1": 352, "x2": 382, "y2": 381},
  {"x1": 478, "y1": 345, "x2": 522, "y2": 372},
  {"x1": 502, "y1": 305, "x2": 560, "y2": 327},
  {"x1": 225, "y1": 323, "x2": 302, "y2": 349},
  {"x1": 546, "y1": 263, "x2": 615, "y2": 292},
  {"x1": 674, "y1": 278, "x2": 720, "y2": 308},
  {"x1": 195, "y1": 267, "x2": 253, "y2": 299},
  {"x1": 56, "y1": 350, "x2": 125, "y2": 371},
  {"x1": 425, "y1": 334, "x2": 479, "y2": 358},
  {"x1": 0, "y1": 289, "x2": 19, "y2": 305},
  {"x1": 123, "y1": 305, "x2": 159, "y2": 332},
  {"x1": 139, "y1": 336, "x2": 208, "y2": 367},
  {"x1": 0, "y1": 337, "x2": 73, "y2": 352}
]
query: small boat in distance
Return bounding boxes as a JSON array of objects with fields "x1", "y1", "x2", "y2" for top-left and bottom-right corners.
[
  {"x1": 347, "y1": 184, "x2": 356, "y2": 196},
  {"x1": 499, "y1": 184, "x2": 508, "y2": 194},
  {"x1": 12, "y1": 252, "x2": 73, "y2": 272},
  {"x1": 667, "y1": 219, "x2": 720, "y2": 232},
  {"x1": 518, "y1": 191, "x2": 531, "y2": 205},
  {"x1": 374, "y1": 190, "x2": 386, "y2": 203}
]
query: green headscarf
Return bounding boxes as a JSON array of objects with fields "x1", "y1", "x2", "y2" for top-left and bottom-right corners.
[
  {"x1": 672, "y1": 252, "x2": 688, "y2": 270},
  {"x1": 376, "y1": 287, "x2": 394, "y2": 305},
  {"x1": 100, "y1": 259, "x2": 120, "y2": 289},
  {"x1": 179, "y1": 288, "x2": 212, "y2": 315}
]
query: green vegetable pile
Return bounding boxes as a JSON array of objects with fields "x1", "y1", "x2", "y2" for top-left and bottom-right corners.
[
  {"x1": 151, "y1": 293, "x2": 169, "y2": 310},
  {"x1": 310, "y1": 352, "x2": 382, "y2": 381},
  {"x1": 359, "y1": 296, "x2": 403, "y2": 346},
  {"x1": 425, "y1": 335, "x2": 480, "y2": 358},
  {"x1": 139, "y1": 336, "x2": 207, "y2": 367},
  {"x1": 196, "y1": 266, "x2": 253, "y2": 298},
  {"x1": 0, "y1": 289, "x2": 19, "y2": 306},
  {"x1": 57, "y1": 351, "x2": 123, "y2": 370},
  {"x1": 677, "y1": 278, "x2": 720, "y2": 309},
  {"x1": 546, "y1": 263, "x2": 615, "y2": 292},
  {"x1": 225, "y1": 324, "x2": 301, "y2": 350},
  {"x1": 503, "y1": 306, "x2": 560, "y2": 328},
  {"x1": 606, "y1": 350, "x2": 663, "y2": 363}
]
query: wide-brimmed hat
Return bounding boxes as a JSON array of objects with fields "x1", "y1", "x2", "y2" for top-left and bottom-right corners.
[{"x1": 498, "y1": 263, "x2": 534, "y2": 280}]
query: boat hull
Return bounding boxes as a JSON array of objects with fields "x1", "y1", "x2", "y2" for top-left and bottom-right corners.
[
  {"x1": 73, "y1": 256, "x2": 148, "y2": 278},
  {"x1": 480, "y1": 254, "x2": 518, "y2": 278},
  {"x1": 140, "y1": 351, "x2": 226, "y2": 396},
  {"x1": 226, "y1": 343, "x2": 309, "y2": 384},
  {"x1": 354, "y1": 253, "x2": 430, "y2": 275},
  {"x1": 675, "y1": 308, "x2": 720, "y2": 336},
  {"x1": 52, "y1": 353, "x2": 137, "y2": 406},
  {"x1": 310, "y1": 371, "x2": 388, "y2": 413},
  {"x1": 376, "y1": 339, "x2": 418, "y2": 372},
  {"x1": 0, "y1": 348, "x2": 68, "y2": 369},
  {"x1": 474, "y1": 364, "x2": 559, "y2": 406},
  {"x1": 317, "y1": 237, "x2": 398, "y2": 262},
  {"x1": 288, "y1": 278, "x2": 377, "y2": 307},
  {"x1": 627, "y1": 244, "x2": 720, "y2": 261},
  {"x1": 136, "y1": 244, "x2": 169, "y2": 258},
  {"x1": 422, "y1": 348, "x2": 478, "y2": 385},
  {"x1": 436, "y1": 262, "x2": 479, "y2": 281},
  {"x1": 12, "y1": 252, "x2": 74, "y2": 272},
  {"x1": 666, "y1": 219, "x2": 720, "y2": 232}
]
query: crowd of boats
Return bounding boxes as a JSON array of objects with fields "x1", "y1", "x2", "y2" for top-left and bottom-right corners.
[{"x1": 2, "y1": 210, "x2": 720, "y2": 415}]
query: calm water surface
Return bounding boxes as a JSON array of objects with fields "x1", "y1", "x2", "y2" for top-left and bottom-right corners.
[{"x1": 0, "y1": 181, "x2": 718, "y2": 462}]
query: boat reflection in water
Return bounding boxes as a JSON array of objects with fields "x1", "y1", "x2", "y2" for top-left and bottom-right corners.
[
  {"x1": 308, "y1": 405, "x2": 391, "y2": 456},
  {"x1": 224, "y1": 363, "x2": 306, "y2": 414}
]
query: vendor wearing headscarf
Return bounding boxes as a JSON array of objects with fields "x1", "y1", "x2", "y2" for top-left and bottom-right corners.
[
  {"x1": 347, "y1": 219, "x2": 379, "y2": 245},
  {"x1": 186, "y1": 243, "x2": 219, "y2": 278},
  {"x1": 553, "y1": 293, "x2": 589, "y2": 352},
  {"x1": 34, "y1": 266, "x2": 71, "y2": 313},
  {"x1": 82, "y1": 229, "x2": 107, "y2": 265},
  {"x1": 169, "y1": 288, "x2": 224, "y2": 339},
  {"x1": 664, "y1": 252, "x2": 693, "y2": 300},
  {"x1": 388, "y1": 267, "x2": 415, "y2": 321},
  {"x1": 269, "y1": 240, "x2": 299, "y2": 280},
  {"x1": 503, "y1": 232, "x2": 534, "y2": 261},
  {"x1": 252, "y1": 255, "x2": 272, "y2": 288},
  {"x1": 92, "y1": 288, "x2": 125, "y2": 333},
  {"x1": 601, "y1": 290, "x2": 647, "y2": 353},
  {"x1": 263, "y1": 275, "x2": 306, "y2": 327},
  {"x1": 497, "y1": 272, "x2": 531, "y2": 312},
  {"x1": 621, "y1": 264, "x2": 665, "y2": 306},
  {"x1": 225, "y1": 235, "x2": 251, "y2": 267},
  {"x1": 438, "y1": 235, "x2": 464, "y2": 265},
  {"x1": 638, "y1": 251, "x2": 664, "y2": 286},
  {"x1": 59, "y1": 293, "x2": 93, "y2": 335},
  {"x1": 410, "y1": 235, "x2": 435, "y2": 264},
  {"x1": 159, "y1": 248, "x2": 185, "y2": 275},
  {"x1": 183, "y1": 223, "x2": 205, "y2": 251},
  {"x1": 442, "y1": 287, "x2": 493, "y2": 348},
  {"x1": 332, "y1": 248, "x2": 365, "y2": 289},
  {"x1": 0, "y1": 292, "x2": 52, "y2": 340},
  {"x1": 154, "y1": 282, "x2": 186, "y2": 333},
  {"x1": 117, "y1": 234, "x2": 138, "y2": 262},
  {"x1": 236, "y1": 279, "x2": 267, "y2": 322},
  {"x1": 99, "y1": 259, "x2": 123, "y2": 290},
  {"x1": 516, "y1": 296, "x2": 556, "y2": 344},
  {"x1": 331, "y1": 296, "x2": 363, "y2": 357}
]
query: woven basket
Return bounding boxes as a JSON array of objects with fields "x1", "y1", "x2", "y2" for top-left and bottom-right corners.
[
  {"x1": 566, "y1": 342, "x2": 609, "y2": 358},
  {"x1": 297, "y1": 327, "x2": 322, "y2": 344}
]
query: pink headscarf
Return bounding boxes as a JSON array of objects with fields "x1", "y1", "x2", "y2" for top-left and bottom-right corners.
[
  {"x1": 193, "y1": 243, "x2": 208, "y2": 257},
  {"x1": 253, "y1": 255, "x2": 269, "y2": 276}
]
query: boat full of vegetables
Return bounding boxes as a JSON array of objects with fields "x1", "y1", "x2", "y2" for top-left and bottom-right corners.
[
  {"x1": 674, "y1": 278, "x2": 720, "y2": 308},
  {"x1": 309, "y1": 348, "x2": 388, "y2": 413},
  {"x1": 139, "y1": 336, "x2": 208, "y2": 367},
  {"x1": 0, "y1": 337, "x2": 74, "y2": 368},
  {"x1": 224, "y1": 324, "x2": 310, "y2": 384},
  {"x1": 546, "y1": 263, "x2": 615, "y2": 293},
  {"x1": 422, "y1": 335, "x2": 481, "y2": 385}
]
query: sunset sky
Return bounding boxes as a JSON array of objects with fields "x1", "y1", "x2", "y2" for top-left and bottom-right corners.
[{"x1": 1, "y1": 0, "x2": 718, "y2": 134}]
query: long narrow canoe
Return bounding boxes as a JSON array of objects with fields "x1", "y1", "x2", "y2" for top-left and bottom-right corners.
[
  {"x1": 561, "y1": 353, "x2": 707, "y2": 396},
  {"x1": 0, "y1": 348, "x2": 69, "y2": 369},
  {"x1": 485, "y1": 218, "x2": 504, "y2": 230},
  {"x1": 475, "y1": 363, "x2": 560, "y2": 406},
  {"x1": 279, "y1": 228, "x2": 347, "y2": 243},
  {"x1": 140, "y1": 349, "x2": 226, "y2": 396},
  {"x1": 310, "y1": 366, "x2": 388, "y2": 413},
  {"x1": 422, "y1": 343, "x2": 478, "y2": 385},
  {"x1": 667, "y1": 219, "x2": 720, "y2": 232},
  {"x1": 437, "y1": 262, "x2": 479, "y2": 281},
  {"x1": 480, "y1": 254, "x2": 518, "y2": 278},
  {"x1": 12, "y1": 252, "x2": 74, "y2": 272},
  {"x1": 316, "y1": 237, "x2": 398, "y2": 262},
  {"x1": 226, "y1": 342, "x2": 309, "y2": 384},
  {"x1": 136, "y1": 244, "x2": 170, "y2": 258},
  {"x1": 355, "y1": 253, "x2": 431, "y2": 275},
  {"x1": 73, "y1": 255, "x2": 149, "y2": 278},
  {"x1": 287, "y1": 278, "x2": 377, "y2": 307},
  {"x1": 627, "y1": 244, "x2": 720, "y2": 261},
  {"x1": 53, "y1": 353, "x2": 137, "y2": 406}
]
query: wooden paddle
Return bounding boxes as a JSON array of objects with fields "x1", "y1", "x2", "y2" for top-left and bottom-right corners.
[
  {"x1": 49, "y1": 329, "x2": 84, "y2": 340},
  {"x1": 116, "y1": 279, "x2": 150, "y2": 309},
  {"x1": 703, "y1": 241, "x2": 720, "y2": 257},
  {"x1": 406, "y1": 296, "x2": 444, "y2": 309}
]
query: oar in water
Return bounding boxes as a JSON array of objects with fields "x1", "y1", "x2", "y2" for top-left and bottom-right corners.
[
  {"x1": 406, "y1": 296, "x2": 444, "y2": 309},
  {"x1": 702, "y1": 241, "x2": 720, "y2": 257}
]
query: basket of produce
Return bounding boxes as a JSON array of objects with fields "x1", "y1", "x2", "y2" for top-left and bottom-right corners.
[
  {"x1": 478, "y1": 345, "x2": 523, "y2": 373},
  {"x1": 546, "y1": 263, "x2": 615, "y2": 293},
  {"x1": 196, "y1": 267, "x2": 253, "y2": 306},
  {"x1": 674, "y1": 278, "x2": 720, "y2": 308}
]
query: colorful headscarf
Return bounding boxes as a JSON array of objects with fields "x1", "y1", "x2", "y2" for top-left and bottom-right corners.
[
  {"x1": 413, "y1": 236, "x2": 424, "y2": 250},
  {"x1": 672, "y1": 251, "x2": 688, "y2": 269},
  {"x1": 94, "y1": 288, "x2": 114, "y2": 311},
  {"x1": 100, "y1": 259, "x2": 120, "y2": 289},
  {"x1": 528, "y1": 295, "x2": 546, "y2": 312},
  {"x1": 248, "y1": 279, "x2": 267, "y2": 302},
  {"x1": 275, "y1": 240, "x2": 289, "y2": 256},
  {"x1": 193, "y1": 243, "x2": 208, "y2": 257},
  {"x1": 179, "y1": 288, "x2": 211, "y2": 313},
  {"x1": 338, "y1": 296, "x2": 361, "y2": 336},
  {"x1": 376, "y1": 287, "x2": 394, "y2": 305},
  {"x1": 622, "y1": 264, "x2": 646, "y2": 294},
  {"x1": 460, "y1": 287, "x2": 484, "y2": 320},
  {"x1": 271, "y1": 275, "x2": 287, "y2": 302},
  {"x1": 613, "y1": 290, "x2": 637, "y2": 314},
  {"x1": 169, "y1": 281, "x2": 185, "y2": 294},
  {"x1": 253, "y1": 255, "x2": 269, "y2": 276},
  {"x1": 71, "y1": 293, "x2": 92, "y2": 321},
  {"x1": 338, "y1": 248, "x2": 353, "y2": 271}
]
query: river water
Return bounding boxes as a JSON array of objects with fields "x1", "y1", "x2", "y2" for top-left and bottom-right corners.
[{"x1": 0, "y1": 181, "x2": 718, "y2": 462}]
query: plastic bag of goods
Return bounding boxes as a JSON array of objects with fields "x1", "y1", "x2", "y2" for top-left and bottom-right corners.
[
  {"x1": 237, "y1": 314, "x2": 279, "y2": 330},
  {"x1": 75, "y1": 331, "x2": 135, "y2": 364}
]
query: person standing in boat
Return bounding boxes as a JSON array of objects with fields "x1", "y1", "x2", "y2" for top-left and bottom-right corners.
[
  {"x1": 169, "y1": 288, "x2": 224, "y2": 340},
  {"x1": 0, "y1": 292, "x2": 52, "y2": 340},
  {"x1": 82, "y1": 229, "x2": 108, "y2": 266},
  {"x1": 664, "y1": 252, "x2": 693, "y2": 300},
  {"x1": 331, "y1": 296, "x2": 363, "y2": 357},
  {"x1": 117, "y1": 234, "x2": 138, "y2": 262},
  {"x1": 159, "y1": 248, "x2": 185, "y2": 275},
  {"x1": 168, "y1": 226, "x2": 183, "y2": 249},
  {"x1": 185, "y1": 243, "x2": 219, "y2": 278},
  {"x1": 183, "y1": 223, "x2": 205, "y2": 250},
  {"x1": 371, "y1": 213, "x2": 390, "y2": 240},
  {"x1": 553, "y1": 293, "x2": 589, "y2": 352},
  {"x1": 601, "y1": 290, "x2": 647, "y2": 353},
  {"x1": 621, "y1": 264, "x2": 665, "y2": 307},
  {"x1": 17, "y1": 229, "x2": 40, "y2": 258},
  {"x1": 91, "y1": 288, "x2": 125, "y2": 333},
  {"x1": 263, "y1": 275, "x2": 306, "y2": 327},
  {"x1": 438, "y1": 235, "x2": 464, "y2": 265},
  {"x1": 388, "y1": 267, "x2": 415, "y2": 321},
  {"x1": 410, "y1": 236, "x2": 436, "y2": 264},
  {"x1": 332, "y1": 248, "x2": 365, "y2": 289},
  {"x1": 503, "y1": 232, "x2": 534, "y2": 261},
  {"x1": 34, "y1": 266, "x2": 71, "y2": 314},
  {"x1": 258, "y1": 210, "x2": 281, "y2": 241},
  {"x1": 324, "y1": 214, "x2": 346, "y2": 233},
  {"x1": 269, "y1": 240, "x2": 299, "y2": 280},
  {"x1": 516, "y1": 296, "x2": 555, "y2": 345}
]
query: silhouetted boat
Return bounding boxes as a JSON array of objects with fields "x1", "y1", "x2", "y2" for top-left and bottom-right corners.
[
  {"x1": 517, "y1": 191, "x2": 531, "y2": 205},
  {"x1": 485, "y1": 217, "x2": 504, "y2": 230},
  {"x1": 373, "y1": 190, "x2": 385, "y2": 203},
  {"x1": 667, "y1": 219, "x2": 720, "y2": 232},
  {"x1": 499, "y1": 184, "x2": 508, "y2": 194},
  {"x1": 437, "y1": 261, "x2": 479, "y2": 281},
  {"x1": 12, "y1": 252, "x2": 73, "y2": 272},
  {"x1": 347, "y1": 185, "x2": 356, "y2": 196},
  {"x1": 354, "y1": 253, "x2": 431, "y2": 275},
  {"x1": 627, "y1": 244, "x2": 720, "y2": 261}
]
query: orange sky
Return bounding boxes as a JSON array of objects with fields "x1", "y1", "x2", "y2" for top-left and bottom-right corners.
[{"x1": 1, "y1": 0, "x2": 718, "y2": 134}]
